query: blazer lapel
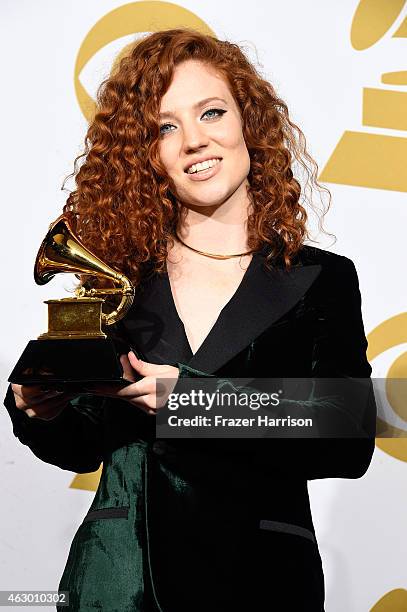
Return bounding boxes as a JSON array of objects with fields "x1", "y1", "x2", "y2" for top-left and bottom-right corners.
[{"x1": 187, "y1": 252, "x2": 322, "y2": 374}]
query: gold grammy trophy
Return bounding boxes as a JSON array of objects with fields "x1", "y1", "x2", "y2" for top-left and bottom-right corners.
[{"x1": 8, "y1": 214, "x2": 138, "y2": 388}]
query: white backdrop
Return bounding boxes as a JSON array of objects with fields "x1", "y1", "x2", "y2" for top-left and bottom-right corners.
[{"x1": 1, "y1": 1, "x2": 406, "y2": 611}]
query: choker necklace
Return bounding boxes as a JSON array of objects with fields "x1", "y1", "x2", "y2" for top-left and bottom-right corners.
[{"x1": 175, "y1": 233, "x2": 254, "y2": 260}]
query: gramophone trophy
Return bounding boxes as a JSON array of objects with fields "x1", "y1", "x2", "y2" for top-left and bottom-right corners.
[{"x1": 8, "y1": 214, "x2": 139, "y2": 388}]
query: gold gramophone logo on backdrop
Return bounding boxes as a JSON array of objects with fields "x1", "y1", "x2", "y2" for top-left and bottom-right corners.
[
  {"x1": 319, "y1": 0, "x2": 407, "y2": 193},
  {"x1": 74, "y1": 1, "x2": 214, "y2": 122},
  {"x1": 70, "y1": 1, "x2": 214, "y2": 493},
  {"x1": 368, "y1": 313, "x2": 407, "y2": 463}
]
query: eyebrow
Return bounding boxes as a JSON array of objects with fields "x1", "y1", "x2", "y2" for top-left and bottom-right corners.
[{"x1": 159, "y1": 97, "x2": 228, "y2": 119}]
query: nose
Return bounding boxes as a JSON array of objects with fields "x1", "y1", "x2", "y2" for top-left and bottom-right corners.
[{"x1": 182, "y1": 119, "x2": 209, "y2": 153}]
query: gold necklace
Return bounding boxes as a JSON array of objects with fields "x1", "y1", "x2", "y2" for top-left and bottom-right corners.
[{"x1": 175, "y1": 233, "x2": 254, "y2": 260}]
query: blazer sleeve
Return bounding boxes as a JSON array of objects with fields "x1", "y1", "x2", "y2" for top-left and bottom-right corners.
[
  {"x1": 305, "y1": 256, "x2": 377, "y2": 479},
  {"x1": 172, "y1": 256, "x2": 377, "y2": 480},
  {"x1": 3, "y1": 385, "x2": 105, "y2": 473}
]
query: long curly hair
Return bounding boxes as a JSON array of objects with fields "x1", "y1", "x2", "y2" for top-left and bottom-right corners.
[{"x1": 62, "y1": 28, "x2": 332, "y2": 289}]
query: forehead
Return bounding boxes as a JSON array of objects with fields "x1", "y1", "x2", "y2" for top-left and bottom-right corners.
[{"x1": 159, "y1": 60, "x2": 232, "y2": 111}]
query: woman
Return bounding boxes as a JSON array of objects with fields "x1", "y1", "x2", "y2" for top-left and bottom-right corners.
[{"x1": 5, "y1": 29, "x2": 376, "y2": 611}]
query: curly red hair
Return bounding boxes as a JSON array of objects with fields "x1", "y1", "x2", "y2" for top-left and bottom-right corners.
[{"x1": 63, "y1": 28, "x2": 332, "y2": 289}]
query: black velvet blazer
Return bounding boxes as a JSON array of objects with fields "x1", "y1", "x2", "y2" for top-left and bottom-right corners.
[{"x1": 4, "y1": 244, "x2": 377, "y2": 612}]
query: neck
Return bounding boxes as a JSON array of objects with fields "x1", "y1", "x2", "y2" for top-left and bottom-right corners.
[{"x1": 176, "y1": 181, "x2": 252, "y2": 252}]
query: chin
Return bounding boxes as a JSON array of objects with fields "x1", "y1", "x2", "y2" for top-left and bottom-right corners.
[{"x1": 181, "y1": 187, "x2": 236, "y2": 208}]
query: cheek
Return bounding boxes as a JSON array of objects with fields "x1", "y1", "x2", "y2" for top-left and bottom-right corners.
[
  {"x1": 223, "y1": 126, "x2": 250, "y2": 164},
  {"x1": 158, "y1": 141, "x2": 177, "y2": 173},
  {"x1": 219, "y1": 124, "x2": 249, "y2": 161},
  {"x1": 216, "y1": 123, "x2": 244, "y2": 149}
]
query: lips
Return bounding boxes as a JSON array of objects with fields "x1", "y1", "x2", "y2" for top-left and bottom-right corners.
[
  {"x1": 184, "y1": 157, "x2": 222, "y2": 174},
  {"x1": 185, "y1": 158, "x2": 222, "y2": 182}
]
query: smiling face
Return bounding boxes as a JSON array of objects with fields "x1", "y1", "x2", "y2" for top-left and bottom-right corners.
[{"x1": 158, "y1": 60, "x2": 251, "y2": 210}]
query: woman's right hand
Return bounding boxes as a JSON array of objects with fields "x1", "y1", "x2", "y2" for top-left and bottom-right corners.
[{"x1": 10, "y1": 384, "x2": 78, "y2": 421}]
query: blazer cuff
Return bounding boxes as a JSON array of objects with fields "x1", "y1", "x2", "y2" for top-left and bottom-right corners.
[{"x1": 4, "y1": 384, "x2": 73, "y2": 445}]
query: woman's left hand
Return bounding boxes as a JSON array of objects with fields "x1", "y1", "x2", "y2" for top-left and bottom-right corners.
[{"x1": 85, "y1": 351, "x2": 180, "y2": 416}]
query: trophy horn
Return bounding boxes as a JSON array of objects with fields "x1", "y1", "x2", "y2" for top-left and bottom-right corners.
[{"x1": 34, "y1": 214, "x2": 135, "y2": 326}]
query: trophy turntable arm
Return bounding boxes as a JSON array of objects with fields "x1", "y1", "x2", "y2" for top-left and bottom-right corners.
[{"x1": 3, "y1": 385, "x2": 105, "y2": 473}]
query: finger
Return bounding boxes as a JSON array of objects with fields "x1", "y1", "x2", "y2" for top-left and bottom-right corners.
[
  {"x1": 155, "y1": 378, "x2": 178, "y2": 399},
  {"x1": 128, "y1": 351, "x2": 150, "y2": 376},
  {"x1": 120, "y1": 354, "x2": 138, "y2": 383},
  {"x1": 126, "y1": 394, "x2": 157, "y2": 415},
  {"x1": 14, "y1": 389, "x2": 66, "y2": 410},
  {"x1": 115, "y1": 378, "x2": 156, "y2": 399},
  {"x1": 23, "y1": 393, "x2": 76, "y2": 418},
  {"x1": 15, "y1": 391, "x2": 74, "y2": 411},
  {"x1": 29, "y1": 407, "x2": 66, "y2": 421},
  {"x1": 12, "y1": 383, "x2": 56, "y2": 401},
  {"x1": 127, "y1": 351, "x2": 139, "y2": 366},
  {"x1": 11, "y1": 383, "x2": 23, "y2": 397}
]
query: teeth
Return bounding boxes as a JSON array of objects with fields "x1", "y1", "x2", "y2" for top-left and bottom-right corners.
[{"x1": 187, "y1": 158, "x2": 221, "y2": 174}]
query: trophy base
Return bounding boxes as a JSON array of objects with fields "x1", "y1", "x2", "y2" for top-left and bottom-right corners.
[
  {"x1": 38, "y1": 331, "x2": 106, "y2": 340},
  {"x1": 8, "y1": 338, "x2": 142, "y2": 388}
]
